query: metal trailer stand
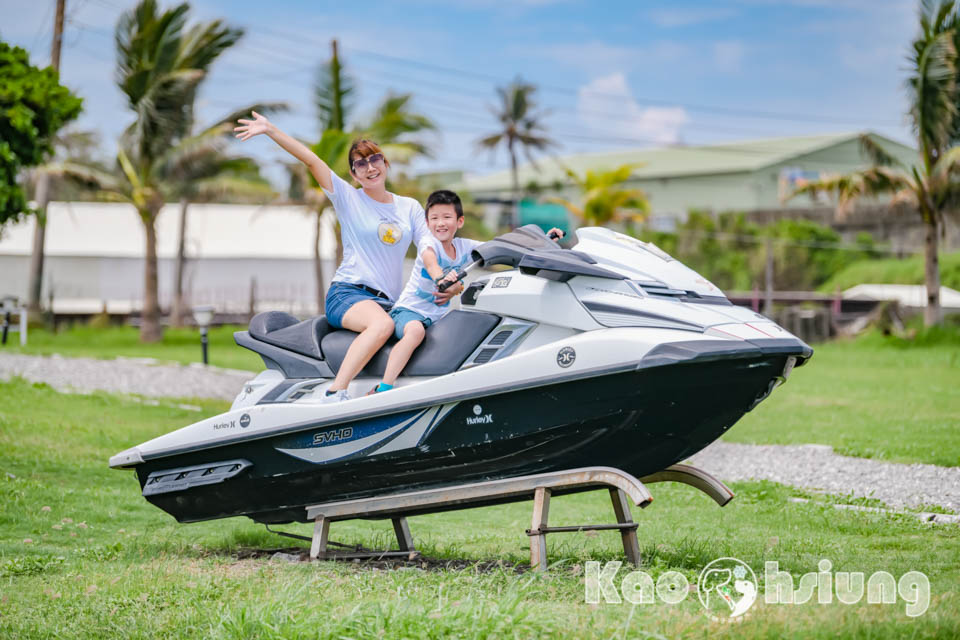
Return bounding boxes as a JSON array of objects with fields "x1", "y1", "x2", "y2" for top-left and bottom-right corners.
[{"x1": 302, "y1": 464, "x2": 733, "y2": 570}]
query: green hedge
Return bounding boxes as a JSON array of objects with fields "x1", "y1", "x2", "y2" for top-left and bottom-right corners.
[
  {"x1": 639, "y1": 211, "x2": 880, "y2": 291},
  {"x1": 818, "y1": 251, "x2": 960, "y2": 293}
]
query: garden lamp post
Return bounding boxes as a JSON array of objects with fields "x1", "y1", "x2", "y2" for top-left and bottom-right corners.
[
  {"x1": 192, "y1": 305, "x2": 215, "y2": 365},
  {"x1": 1, "y1": 296, "x2": 17, "y2": 345}
]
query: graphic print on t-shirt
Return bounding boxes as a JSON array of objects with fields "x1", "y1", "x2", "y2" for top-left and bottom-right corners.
[
  {"x1": 378, "y1": 222, "x2": 402, "y2": 245},
  {"x1": 391, "y1": 236, "x2": 485, "y2": 323},
  {"x1": 321, "y1": 171, "x2": 430, "y2": 300}
]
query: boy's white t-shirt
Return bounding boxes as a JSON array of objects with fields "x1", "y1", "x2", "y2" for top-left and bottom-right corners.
[
  {"x1": 393, "y1": 235, "x2": 484, "y2": 323},
  {"x1": 322, "y1": 171, "x2": 432, "y2": 301}
]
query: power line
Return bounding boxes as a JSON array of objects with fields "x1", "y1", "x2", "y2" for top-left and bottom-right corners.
[
  {"x1": 60, "y1": 16, "x2": 912, "y2": 166},
  {"x1": 234, "y1": 24, "x2": 903, "y2": 127},
  {"x1": 28, "y1": 0, "x2": 55, "y2": 57},
  {"x1": 213, "y1": 43, "x2": 867, "y2": 159},
  {"x1": 66, "y1": 6, "x2": 906, "y2": 129},
  {"x1": 340, "y1": 46, "x2": 904, "y2": 128},
  {"x1": 67, "y1": 16, "x2": 904, "y2": 145}
]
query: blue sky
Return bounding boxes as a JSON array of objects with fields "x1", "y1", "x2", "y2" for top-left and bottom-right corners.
[{"x1": 2, "y1": 0, "x2": 917, "y2": 186}]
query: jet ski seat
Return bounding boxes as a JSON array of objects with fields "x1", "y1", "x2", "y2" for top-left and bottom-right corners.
[
  {"x1": 244, "y1": 309, "x2": 501, "y2": 378},
  {"x1": 249, "y1": 311, "x2": 330, "y2": 360}
]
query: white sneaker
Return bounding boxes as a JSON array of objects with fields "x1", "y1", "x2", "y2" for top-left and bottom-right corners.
[{"x1": 321, "y1": 389, "x2": 351, "y2": 404}]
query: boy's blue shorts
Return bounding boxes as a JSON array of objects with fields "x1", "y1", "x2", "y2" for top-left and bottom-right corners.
[
  {"x1": 389, "y1": 307, "x2": 432, "y2": 340},
  {"x1": 325, "y1": 281, "x2": 392, "y2": 329}
]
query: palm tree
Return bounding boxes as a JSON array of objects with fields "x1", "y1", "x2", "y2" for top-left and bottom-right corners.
[
  {"x1": 168, "y1": 136, "x2": 276, "y2": 327},
  {"x1": 792, "y1": 1, "x2": 960, "y2": 326},
  {"x1": 27, "y1": 130, "x2": 101, "y2": 315},
  {"x1": 49, "y1": 113, "x2": 278, "y2": 324},
  {"x1": 478, "y1": 79, "x2": 555, "y2": 229},
  {"x1": 112, "y1": 0, "x2": 243, "y2": 341},
  {"x1": 302, "y1": 41, "x2": 436, "y2": 313},
  {"x1": 551, "y1": 164, "x2": 650, "y2": 230},
  {"x1": 165, "y1": 101, "x2": 285, "y2": 327}
]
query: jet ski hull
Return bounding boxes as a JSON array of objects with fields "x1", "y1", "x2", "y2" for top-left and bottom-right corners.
[{"x1": 137, "y1": 350, "x2": 797, "y2": 524}]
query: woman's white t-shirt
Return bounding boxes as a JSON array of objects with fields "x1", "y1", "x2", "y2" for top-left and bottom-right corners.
[
  {"x1": 322, "y1": 172, "x2": 431, "y2": 301},
  {"x1": 393, "y1": 235, "x2": 484, "y2": 323}
]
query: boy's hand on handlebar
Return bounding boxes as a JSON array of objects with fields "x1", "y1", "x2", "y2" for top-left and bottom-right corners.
[
  {"x1": 437, "y1": 271, "x2": 460, "y2": 286},
  {"x1": 234, "y1": 111, "x2": 272, "y2": 141},
  {"x1": 547, "y1": 227, "x2": 565, "y2": 240},
  {"x1": 433, "y1": 281, "x2": 464, "y2": 305}
]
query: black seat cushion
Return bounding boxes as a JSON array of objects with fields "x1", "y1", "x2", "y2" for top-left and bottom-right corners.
[
  {"x1": 321, "y1": 310, "x2": 501, "y2": 377},
  {"x1": 248, "y1": 311, "x2": 332, "y2": 360}
]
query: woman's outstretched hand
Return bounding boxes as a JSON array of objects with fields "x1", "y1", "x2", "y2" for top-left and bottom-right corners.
[{"x1": 234, "y1": 111, "x2": 272, "y2": 141}]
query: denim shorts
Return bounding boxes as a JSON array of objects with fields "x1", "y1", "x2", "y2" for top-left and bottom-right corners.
[
  {"x1": 325, "y1": 281, "x2": 391, "y2": 329},
  {"x1": 389, "y1": 307, "x2": 432, "y2": 340}
]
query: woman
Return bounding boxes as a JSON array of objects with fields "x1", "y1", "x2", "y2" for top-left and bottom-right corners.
[{"x1": 235, "y1": 112, "x2": 464, "y2": 402}]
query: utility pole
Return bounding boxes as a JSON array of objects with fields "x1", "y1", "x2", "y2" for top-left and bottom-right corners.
[{"x1": 27, "y1": 0, "x2": 66, "y2": 315}]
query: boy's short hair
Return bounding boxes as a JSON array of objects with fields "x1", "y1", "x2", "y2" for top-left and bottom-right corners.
[{"x1": 425, "y1": 190, "x2": 464, "y2": 218}]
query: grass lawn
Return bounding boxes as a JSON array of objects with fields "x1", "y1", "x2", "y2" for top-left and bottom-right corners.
[
  {"x1": 729, "y1": 335, "x2": 960, "y2": 467},
  {"x1": 1, "y1": 378, "x2": 959, "y2": 638},
  {"x1": 819, "y1": 251, "x2": 960, "y2": 293},
  {"x1": 6, "y1": 325, "x2": 262, "y2": 372}
]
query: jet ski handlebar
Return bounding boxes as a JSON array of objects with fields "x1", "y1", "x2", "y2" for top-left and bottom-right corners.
[
  {"x1": 436, "y1": 228, "x2": 565, "y2": 292},
  {"x1": 436, "y1": 260, "x2": 480, "y2": 292}
]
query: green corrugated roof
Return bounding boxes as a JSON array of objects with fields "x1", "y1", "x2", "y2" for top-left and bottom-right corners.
[{"x1": 461, "y1": 132, "x2": 915, "y2": 193}]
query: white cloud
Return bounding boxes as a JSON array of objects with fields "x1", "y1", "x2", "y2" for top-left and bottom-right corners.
[
  {"x1": 647, "y1": 7, "x2": 738, "y2": 28},
  {"x1": 577, "y1": 73, "x2": 688, "y2": 146},
  {"x1": 527, "y1": 40, "x2": 688, "y2": 72},
  {"x1": 713, "y1": 40, "x2": 745, "y2": 73}
]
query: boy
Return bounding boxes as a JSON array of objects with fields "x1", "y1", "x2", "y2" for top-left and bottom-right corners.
[
  {"x1": 367, "y1": 189, "x2": 479, "y2": 394},
  {"x1": 369, "y1": 190, "x2": 563, "y2": 394}
]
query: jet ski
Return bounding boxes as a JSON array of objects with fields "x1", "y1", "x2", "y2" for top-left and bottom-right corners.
[{"x1": 109, "y1": 225, "x2": 812, "y2": 524}]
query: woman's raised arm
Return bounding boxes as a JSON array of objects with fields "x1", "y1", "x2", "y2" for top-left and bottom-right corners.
[{"x1": 235, "y1": 111, "x2": 333, "y2": 191}]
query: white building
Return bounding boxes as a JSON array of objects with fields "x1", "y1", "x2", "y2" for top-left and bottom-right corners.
[{"x1": 0, "y1": 202, "x2": 338, "y2": 316}]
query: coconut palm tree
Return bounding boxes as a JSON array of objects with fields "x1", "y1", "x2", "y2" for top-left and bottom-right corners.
[
  {"x1": 112, "y1": 0, "x2": 243, "y2": 341},
  {"x1": 165, "y1": 102, "x2": 285, "y2": 327},
  {"x1": 167, "y1": 142, "x2": 275, "y2": 327},
  {"x1": 551, "y1": 164, "x2": 650, "y2": 230},
  {"x1": 478, "y1": 79, "x2": 555, "y2": 228},
  {"x1": 48, "y1": 112, "x2": 279, "y2": 324},
  {"x1": 791, "y1": 1, "x2": 960, "y2": 326},
  {"x1": 301, "y1": 41, "x2": 436, "y2": 312}
]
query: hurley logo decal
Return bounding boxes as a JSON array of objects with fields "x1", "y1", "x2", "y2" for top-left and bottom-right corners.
[{"x1": 466, "y1": 404, "x2": 494, "y2": 425}]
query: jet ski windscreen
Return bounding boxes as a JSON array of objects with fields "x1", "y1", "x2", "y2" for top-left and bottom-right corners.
[{"x1": 472, "y1": 225, "x2": 624, "y2": 282}]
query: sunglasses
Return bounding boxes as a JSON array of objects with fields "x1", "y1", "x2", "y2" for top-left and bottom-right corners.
[{"x1": 352, "y1": 153, "x2": 385, "y2": 172}]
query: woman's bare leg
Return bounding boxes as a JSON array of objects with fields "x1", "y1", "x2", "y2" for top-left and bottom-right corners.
[
  {"x1": 382, "y1": 321, "x2": 426, "y2": 386},
  {"x1": 329, "y1": 300, "x2": 394, "y2": 391}
]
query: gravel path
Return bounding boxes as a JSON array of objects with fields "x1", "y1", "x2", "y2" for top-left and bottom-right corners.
[
  {"x1": 3, "y1": 353, "x2": 958, "y2": 514},
  {"x1": 688, "y1": 442, "x2": 960, "y2": 514},
  {"x1": 0, "y1": 353, "x2": 252, "y2": 401}
]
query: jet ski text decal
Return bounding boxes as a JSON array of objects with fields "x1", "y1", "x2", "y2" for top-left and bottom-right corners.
[{"x1": 313, "y1": 427, "x2": 354, "y2": 445}]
